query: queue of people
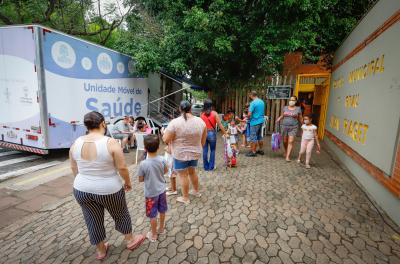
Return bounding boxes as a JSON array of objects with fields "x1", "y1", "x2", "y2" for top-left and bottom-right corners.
[{"x1": 70, "y1": 92, "x2": 321, "y2": 260}]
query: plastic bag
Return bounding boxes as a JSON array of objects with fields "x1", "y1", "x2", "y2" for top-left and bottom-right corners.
[{"x1": 271, "y1": 132, "x2": 281, "y2": 152}]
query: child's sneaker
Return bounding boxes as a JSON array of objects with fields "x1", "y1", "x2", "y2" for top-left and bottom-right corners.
[{"x1": 146, "y1": 232, "x2": 157, "y2": 242}]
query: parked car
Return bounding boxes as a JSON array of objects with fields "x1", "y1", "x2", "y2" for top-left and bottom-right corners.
[{"x1": 192, "y1": 103, "x2": 203, "y2": 117}]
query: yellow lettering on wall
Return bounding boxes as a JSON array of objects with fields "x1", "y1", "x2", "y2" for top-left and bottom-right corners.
[
  {"x1": 330, "y1": 115, "x2": 340, "y2": 131},
  {"x1": 368, "y1": 60, "x2": 375, "y2": 75},
  {"x1": 352, "y1": 122, "x2": 359, "y2": 141},
  {"x1": 343, "y1": 119, "x2": 348, "y2": 132},
  {"x1": 347, "y1": 54, "x2": 384, "y2": 84},
  {"x1": 340, "y1": 118, "x2": 369, "y2": 145},
  {"x1": 357, "y1": 124, "x2": 363, "y2": 143},
  {"x1": 345, "y1": 94, "x2": 359, "y2": 108},
  {"x1": 333, "y1": 77, "x2": 344, "y2": 89},
  {"x1": 361, "y1": 124, "x2": 369, "y2": 144}
]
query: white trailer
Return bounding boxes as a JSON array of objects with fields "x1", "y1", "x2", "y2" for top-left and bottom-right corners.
[{"x1": 0, "y1": 25, "x2": 148, "y2": 154}]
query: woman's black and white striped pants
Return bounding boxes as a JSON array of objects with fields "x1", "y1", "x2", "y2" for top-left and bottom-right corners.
[{"x1": 73, "y1": 188, "x2": 132, "y2": 245}]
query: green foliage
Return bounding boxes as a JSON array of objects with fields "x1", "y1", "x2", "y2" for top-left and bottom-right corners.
[
  {"x1": 190, "y1": 89, "x2": 208, "y2": 102},
  {"x1": 1, "y1": 0, "x2": 376, "y2": 91},
  {"x1": 0, "y1": 0, "x2": 133, "y2": 45},
  {"x1": 115, "y1": 0, "x2": 375, "y2": 91}
]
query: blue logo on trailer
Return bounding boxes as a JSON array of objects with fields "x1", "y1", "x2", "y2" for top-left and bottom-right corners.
[{"x1": 42, "y1": 30, "x2": 139, "y2": 79}]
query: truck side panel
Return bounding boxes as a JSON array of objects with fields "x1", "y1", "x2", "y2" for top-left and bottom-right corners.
[
  {"x1": 0, "y1": 27, "x2": 45, "y2": 149},
  {"x1": 40, "y1": 28, "x2": 148, "y2": 149}
]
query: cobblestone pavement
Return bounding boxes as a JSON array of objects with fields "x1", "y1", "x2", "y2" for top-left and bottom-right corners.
[{"x1": 1, "y1": 138, "x2": 400, "y2": 264}]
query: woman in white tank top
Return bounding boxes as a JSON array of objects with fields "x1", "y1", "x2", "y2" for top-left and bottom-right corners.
[{"x1": 70, "y1": 111, "x2": 145, "y2": 261}]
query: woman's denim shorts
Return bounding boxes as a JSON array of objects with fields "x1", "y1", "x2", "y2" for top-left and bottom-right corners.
[{"x1": 173, "y1": 159, "x2": 198, "y2": 171}]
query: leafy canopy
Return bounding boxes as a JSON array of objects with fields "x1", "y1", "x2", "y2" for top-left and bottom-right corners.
[
  {"x1": 0, "y1": 0, "x2": 134, "y2": 45},
  {"x1": 113, "y1": 0, "x2": 375, "y2": 90}
]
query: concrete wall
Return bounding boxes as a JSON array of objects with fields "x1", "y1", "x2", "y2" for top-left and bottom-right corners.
[{"x1": 326, "y1": 0, "x2": 400, "y2": 225}]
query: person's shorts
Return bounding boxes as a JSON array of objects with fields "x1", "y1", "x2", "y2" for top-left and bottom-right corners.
[
  {"x1": 249, "y1": 124, "x2": 263, "y2": 142},
  {"x1": 173, "y1": 159, "x2": 198, "y2": 171},
  {"x1": 113, "y1": 133, "x2": 129, "y2": 140},
  {"x1": 281, "y1": 125, "x2": 298, "y2": 137},
  {"x1": 245, "y1": 123, "x2": 251, "y2": 138},
  {"x1": 145, "y1": 192, "x2": 168, "y2": 218}
]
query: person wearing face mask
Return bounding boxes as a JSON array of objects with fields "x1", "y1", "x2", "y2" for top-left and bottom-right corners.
[
  {"x1": 70, "y1": 111, "x2": 145, "y2": 261},
  {"x1": 276, "y1": 96, "x2": 303, "y2": 161},
  {"x1": 297, "y1": 115, "x2": 320, "y2": 169}
]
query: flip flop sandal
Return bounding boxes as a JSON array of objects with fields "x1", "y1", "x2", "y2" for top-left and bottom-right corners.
[
  {"x1": 176, "y1": 196, "x2": 190, "y2": 205},
  {"x1": 127, "y1": 234, "x2": 146, "y2": 250},
  {"x1": 146, "y1": 231, "x2": 157, "y2": 242},
  {"x1": 158, "y1": 229, "x2": 167, "y2": 235},
  {"x1": 96, "y1": 242, "x2": 109, "y2": 261},
  {"x1": 189, "y1": 191, "x2": 202, "y2": 197}
]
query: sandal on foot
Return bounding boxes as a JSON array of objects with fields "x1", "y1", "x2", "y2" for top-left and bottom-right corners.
[
  {"x1": 127, "y1": 234, "x2": 145, "y2": 250},
  {"x1": 296, "y1": 159, "x2": 301, "y2": 163},
  {"x1": 306, "y1": 164, "x2": 311, "y2": 169},
  {"x1": 177, "y1": 196, "x2": 190, "y2": 205},
  {"x1": 166, "y1": 190, "x2": 178, "y2": 196},
  {"x1": 96, "y1": 242, "x2": 109, "y2": 261},
  {"x1": 189, "y1": 190, "x2": 202, "y2": 197},
  {"x1": 158, "y1": 229, "x2": 167, "y2": 235},
  {"x1": 146, "y1": 231, "x2": 157, "y2": 242}
]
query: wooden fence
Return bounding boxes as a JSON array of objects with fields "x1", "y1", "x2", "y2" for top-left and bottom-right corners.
[{"x1": 217, "y1": 75, "x2": 295, "y2": 134}]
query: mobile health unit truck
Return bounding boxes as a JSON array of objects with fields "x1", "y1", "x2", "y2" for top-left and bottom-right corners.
[{"x1": 0, "y1": 25, "x2": 148, "y2": 154}]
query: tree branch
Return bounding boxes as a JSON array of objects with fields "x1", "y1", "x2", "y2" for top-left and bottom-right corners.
[
  {"x1": 67, "y1": 26, "x2": 114, "y2": 36},
  {"x1": 0, "y1": 12, "x2": 13, "y2": 25},
  {"x1": 44, "y1": 0, "x2": 57, "y2": 21},
  {"x1": 99, "y1": 4, "x2": 134, "y2": 44},
  {"x1": 100, "y1": 20, "x2": 117, "y2": 45}
]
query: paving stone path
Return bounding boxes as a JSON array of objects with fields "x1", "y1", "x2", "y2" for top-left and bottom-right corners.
[{"x1": 1, "y1": 139, "x2": 400, "y2": 264}]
